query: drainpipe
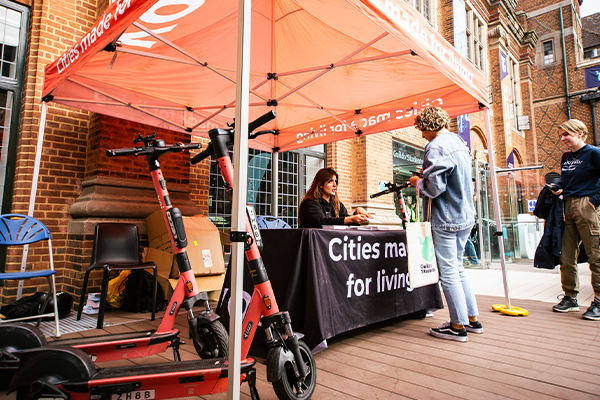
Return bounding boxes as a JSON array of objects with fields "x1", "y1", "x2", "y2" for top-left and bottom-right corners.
[
  {"x1": 560, "y1": 6, "x2": 571, "y2": 119},
  {"x1": 591, "y1": 100, "x2": 599, "y2": 146}
]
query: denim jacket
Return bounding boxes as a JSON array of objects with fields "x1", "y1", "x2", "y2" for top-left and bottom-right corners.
[{"x1": 416, "y1": 129, "x2": 475, "y2": 230}]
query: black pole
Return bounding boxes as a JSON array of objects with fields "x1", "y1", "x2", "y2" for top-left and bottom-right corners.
[
  {"x1": 580, "y1": 92, "x2": 600, "y2": 146},
  {"x1": 590, "y1": 100, "x2": 599, "y2": 146}
]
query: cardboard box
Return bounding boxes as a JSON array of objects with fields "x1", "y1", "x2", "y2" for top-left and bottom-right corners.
[
  {"x1": 168, "y1": 273, "x2": 225, "y2": 294},
  {"x1": 145, "y1": 210, "x2": 226, "y2": 277},
  {"x1": 143, "y1": 247, "x2": 173, "y2": 280},
  {"x1": 142, "y1": 247, "x2": 175, "y2": 300}
]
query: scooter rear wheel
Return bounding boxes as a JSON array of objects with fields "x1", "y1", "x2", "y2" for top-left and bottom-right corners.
[
  {"x1": 272, "y1": 341, "x2": 316, "y2": 400},
  {"x1": 192, "y1": 320, "x2": 229, "y2": 359}
]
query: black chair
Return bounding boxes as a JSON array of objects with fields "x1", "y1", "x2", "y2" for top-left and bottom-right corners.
[{"x1": 77, "y1": 223, "x2": 157, "y2": 329}]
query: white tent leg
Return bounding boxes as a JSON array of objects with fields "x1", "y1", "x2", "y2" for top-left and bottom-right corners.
[
  {"x1": 228, "y1": 0, "x2": 252, "y2": 398},
  {"x1": 272, "y1": 151, "x2": 279, "y2": 217},
  {"x1": 484, "y1": 109, "x2": 511, "y2": 309},
  {"x1": 17, "y1": 101, "x2": 48, "y2": 300}
]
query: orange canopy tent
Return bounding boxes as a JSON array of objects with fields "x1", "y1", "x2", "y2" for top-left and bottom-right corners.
[
  {"x1": 42, "y1": 0, "x2": 488, "y2": 152},
  {"x1": 31, "y1": 0, "x2": 518, "y2": 397}
]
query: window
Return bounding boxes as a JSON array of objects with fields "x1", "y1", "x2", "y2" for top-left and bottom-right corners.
[
  {"x1": 0, "y1": 1, "x2": 28, "y2": 273},
  {"x1": 406, "y1": 0, "x2": 434, "y2": 23},
  {"x1": 543, "y1": 40, "x2": 554, "y2": 64},
  {"x1": 584, "y1": 48, "x2": 600, "y2": 59},
  {"x1": 0, "y1": 1, "x2": 28, "y2": 213},
  {"x1": 208, "y1": 146, "x2": 324, "y2": 229},
  {"x1": 465, "y1": 5, "x2": 486, "y2": 71},
  {"x1": 392, "y1": 141, "x2": 423, "y2": 222},
  {"x1": 508, "y1": 56, "x2": 521, "y2": 132}
]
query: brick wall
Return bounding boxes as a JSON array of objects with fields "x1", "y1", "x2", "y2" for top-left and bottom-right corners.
[
  {"x1": 525, "y1": 0, "x2": 599, "y2": 176},
  {"x1": 0, "y1": 0, "x2": 103, "y2": 302}
]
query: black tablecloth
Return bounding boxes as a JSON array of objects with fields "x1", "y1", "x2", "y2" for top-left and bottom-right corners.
[{"x1": 216, "y1": 228, "x2": 444, "y2": 356}]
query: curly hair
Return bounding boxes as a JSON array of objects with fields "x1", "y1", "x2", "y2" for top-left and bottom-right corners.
[
  {"x1": 559, "y1": 119, "x2": 588, "y2": 141},
  {"x1": 414, "y1": 107, "x2": 450, "y2": 132}
]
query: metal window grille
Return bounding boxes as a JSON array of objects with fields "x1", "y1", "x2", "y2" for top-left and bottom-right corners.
[
  {"x1": 278, "y1": 152, "x2": 299, "y2": 228},
  {"x1": 208, "y1": 149, "x2": 300, "y2": 230}
]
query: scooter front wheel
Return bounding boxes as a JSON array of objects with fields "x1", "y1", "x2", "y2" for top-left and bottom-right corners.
[
  {"x1": 192, "y1": 320, "x2": 229, "y2": 359},
  {"x1": 272, "y1": 341, "x2": 316, "y2": 400}
]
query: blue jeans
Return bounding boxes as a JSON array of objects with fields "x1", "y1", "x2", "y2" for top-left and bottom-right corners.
[{"x1": 432, "y1": 228, "x2": 479, "y2": 325}]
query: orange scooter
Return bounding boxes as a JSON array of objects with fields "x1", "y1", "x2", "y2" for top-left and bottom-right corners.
[{"x1": 4, "y1": 111, "x2": 316, "y2": 400}]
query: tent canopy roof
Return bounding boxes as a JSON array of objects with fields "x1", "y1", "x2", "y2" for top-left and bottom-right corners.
[{"x1": 44, "y1": 0, "x2": 488, "y2": 152}]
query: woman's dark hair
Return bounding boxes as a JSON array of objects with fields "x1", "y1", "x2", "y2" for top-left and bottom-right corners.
[{"x1": 299, "y1": 167, "x2": 341, "y2": 224}]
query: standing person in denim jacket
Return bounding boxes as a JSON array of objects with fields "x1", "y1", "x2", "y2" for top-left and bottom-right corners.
[
  {"x1": 409, "y1": 107, "x2": 481, "y2": 342},
  {"x1": 550, "y1": 119, "x2": 600, "y2": 320}
]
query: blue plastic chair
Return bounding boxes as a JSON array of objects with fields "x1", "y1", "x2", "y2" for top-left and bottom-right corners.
[
  {"x1": 256, "y1": 216, "x2": 292, "y2": 229},
  {"x1": 0, "y1": 214, "x2": 60, "y2": 337}
]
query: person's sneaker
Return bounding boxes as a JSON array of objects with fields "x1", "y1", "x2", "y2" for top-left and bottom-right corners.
[
  {"x1": 552, "y1": 295, "x2": 579, "y2": 313},
  {"x1": 582, "y1": 299, "x2": 600, "y2": 321},
  {"x1": 429, "y1": 321, "x2": 468, "y2": 342},
  {"x1": 465, "y1": 320, "x2": 483, "y2": 334}
]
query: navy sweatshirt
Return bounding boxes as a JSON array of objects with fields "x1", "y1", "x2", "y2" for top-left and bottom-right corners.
[{"x1": 560, "y1": 144, "x2": 600, "y2": 208}]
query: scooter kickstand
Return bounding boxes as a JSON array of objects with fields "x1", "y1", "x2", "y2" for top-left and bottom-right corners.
[
  {"x1": 244, "y1": 368, "x2": 260, "y2": 400},
  {"x1": 169, "y1": 336, "x2": 182, "y2": 361}
]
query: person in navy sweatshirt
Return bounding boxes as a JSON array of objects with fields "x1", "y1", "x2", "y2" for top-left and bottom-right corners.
[{"x1": 550, "y1": 119, "x2": 600, "y2": 321}]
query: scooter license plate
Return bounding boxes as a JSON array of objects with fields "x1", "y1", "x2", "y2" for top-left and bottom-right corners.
[{"x1": 111, "y1": 389, "x2": 155, "y2": 400}]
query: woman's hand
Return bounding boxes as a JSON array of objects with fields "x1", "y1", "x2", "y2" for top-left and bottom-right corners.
[
  {"x1": 354, "y1": 207, "x2": 374, "y2": 219},
  {"x1": 550, "y1": 188, "x2": 563, "y2": 195},
  {"x1": 409, "y1": 175, "x2": 420, "y2": 187},
  {"x1": 345, "y1": 214, "x2": 368, "y2": 225}
]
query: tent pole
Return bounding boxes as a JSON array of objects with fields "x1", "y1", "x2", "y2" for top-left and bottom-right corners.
[
  {"x1": 272, "y1": 151, "x2": 279, "y2": 217},
  {"x1": 17, "y1": 101, "x2": 48, "y2": 300},
  {"x1": 228, "y1": 0, "x2": 252, "y2": 398},
  {"x1": 484, "y1": 109, "x2": 511, "y2": 308}
]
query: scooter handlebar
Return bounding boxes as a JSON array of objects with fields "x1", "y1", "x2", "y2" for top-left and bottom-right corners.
[
  {"x1": 190, "y1": 111, "x2": 277, "y2": 164},
  {"x1": 190, "y1": 144, "x2": 213, "y2": 165},
  {"x1": 107, "y1": 143, "x2": 201, "y2": 157},
  {"x1": 248, "y1": 110, "x2": 277, "y2": 133},
  {"x1": 370, "y1": 182, "x2": 410, "y2": 198},
  {"x1": 106, "y1": 147, "x2": 144, "y2": 157}
]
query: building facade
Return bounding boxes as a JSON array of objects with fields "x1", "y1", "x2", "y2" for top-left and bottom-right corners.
[{"x1": 0, "y1": 0, "x2": 598, "y2": 306}]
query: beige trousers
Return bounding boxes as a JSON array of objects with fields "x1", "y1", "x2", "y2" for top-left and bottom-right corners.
[{"x1": 560, "y1": 196, "x2": 600, "y2": 298}]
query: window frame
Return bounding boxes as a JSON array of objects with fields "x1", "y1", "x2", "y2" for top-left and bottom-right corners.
[
  {"x1": 207, "y1": 146, "x2": 326, "y2": 230},
  {"x1": 0, "y1": 0, "x2": 28, "y2": 214},
  {"x1": 406, "y1": 0, "x2": 436, "y2": 25},
  {"x1": 507, "y1": 55, "x2": 521, "y2": 133},
  {"x1": 0, "y1": 0, "x2": 29, "y2": 274},
  {"x1": 465, "y1": 3, "x2": 487, "y2": 72},
  {"x1": 543, "y1": 39, "x2": 555, "y2": 65}
]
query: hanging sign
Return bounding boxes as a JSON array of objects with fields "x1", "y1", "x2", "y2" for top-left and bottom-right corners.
[{"x1": 585, "y1": 65, "x2": 600, "y2": 89}]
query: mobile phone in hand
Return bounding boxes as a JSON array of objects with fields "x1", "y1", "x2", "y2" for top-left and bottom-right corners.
[{"x1": 545, "y1": 183, "x2": 555, "y2": 189}]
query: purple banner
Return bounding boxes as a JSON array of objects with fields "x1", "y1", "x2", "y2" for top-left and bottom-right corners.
[
  {"x1": 507, "y1": 149, "x2": 514, "y2": 168},
  {"x1": 499, "y1": 50, "x2": 508, "y2": 81},
  {"x1": 457, "y1": 114, "x2": 471, "y2": 149},
  {"x1": 585, "y1": 65, "x2": 600, "y2": 89}
]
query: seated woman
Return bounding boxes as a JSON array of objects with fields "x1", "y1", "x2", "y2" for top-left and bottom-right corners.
[{"x1": 298, "y1": 167, "x2": 372, "y2": 228}]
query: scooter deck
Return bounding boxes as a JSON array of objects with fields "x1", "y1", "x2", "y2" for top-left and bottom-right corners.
[
  {"x1": 48, "y1": 329, "x2": 178, "y2": 347},
  {"x1": 49, "y1": 329, "x2": 180, "y2": 362},
  {"x1": 62, "y1": 358, "x2": 257, "y2": 400},
  {"x1": 92, "y1": 357, "x2": 254, "y2": 380}
]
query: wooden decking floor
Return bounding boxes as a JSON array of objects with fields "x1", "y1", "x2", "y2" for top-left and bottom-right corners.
[{"x1": 16, "y1": 293, "x2": 596, "y2": 400}]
